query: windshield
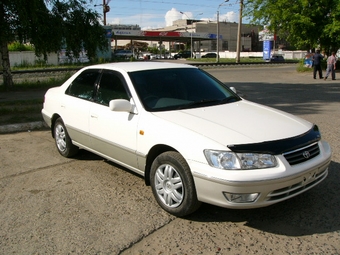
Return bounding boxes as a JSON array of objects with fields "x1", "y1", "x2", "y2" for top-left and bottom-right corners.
[{"x1": 129, "y1": 68, "x2": 241, "y2": 111}]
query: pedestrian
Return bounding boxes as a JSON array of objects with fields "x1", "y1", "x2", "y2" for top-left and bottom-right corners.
[
  {"x1": 312, "y1": 50, "x2": 324, "y2": 79},
  {"x1": 324, "y1": 51, "x2": 337, "y2": 80}
]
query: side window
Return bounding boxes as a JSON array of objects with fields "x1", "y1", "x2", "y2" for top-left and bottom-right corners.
[
  {"x1": 66, "y1": 69, "x2": 100, "y2": 100},
  {"x1": 97, "y1": 71, "x2": 129, "y2": 106}
]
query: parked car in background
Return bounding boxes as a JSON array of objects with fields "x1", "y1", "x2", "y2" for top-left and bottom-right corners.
[
  {"x1": 174, "y1": 51, "x2": 192, "y2": 59},
  {"x1": 113, "y1": 50, "x2": 133, "y2": 59},
  {"x1": 266, "y1": 54, "x2": 285, "y2": 62},
  {"x1": 42, "y1": 62, "x2": 332, "y2": 217},
  {"x1": 202, "y1": 53, "x2": 218, "y2": 58}
]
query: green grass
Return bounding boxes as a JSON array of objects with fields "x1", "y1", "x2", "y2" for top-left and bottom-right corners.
[
  {"x1": 0, "y1": 73, "x2": 72, "y2": 92},
  {"x1": 0, "y1": 99, "x2": 44, "y2": 126},
  {"x1": 295, "y1": 59, "x2": 326, "y2": 73},
  {"x1": 0, "y1": 99, "x2": 43, "y2": 111},
  {"x1": 0, "y1": 74, "x2": 71, "y2": 125}
]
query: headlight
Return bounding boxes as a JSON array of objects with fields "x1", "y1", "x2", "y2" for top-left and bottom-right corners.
[{"x1": 204, "y1": 150, "x2": 277, "y2": 170}]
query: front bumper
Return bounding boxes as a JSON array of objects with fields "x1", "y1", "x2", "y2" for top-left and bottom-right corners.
[{"x1": 190, "y1": 141, "x2": 332, "y2": 209}]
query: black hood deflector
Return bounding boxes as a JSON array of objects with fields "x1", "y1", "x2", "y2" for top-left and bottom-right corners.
[{"x1": 227, "y1": 125, "x2": 321, "y2": 155}]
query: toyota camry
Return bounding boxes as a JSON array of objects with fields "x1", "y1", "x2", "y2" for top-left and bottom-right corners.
[{"x1": 42, "y1": 62, "x2": 332, "y2": 216}]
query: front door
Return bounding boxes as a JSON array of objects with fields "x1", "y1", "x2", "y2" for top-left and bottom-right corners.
[{"x1": 89, "y1": 70, "x2": 140, "y2": 171}]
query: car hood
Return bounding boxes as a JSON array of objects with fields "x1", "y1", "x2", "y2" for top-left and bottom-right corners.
[{"x1": 152, "y1": 100, "x2": 312, "y2": 146}]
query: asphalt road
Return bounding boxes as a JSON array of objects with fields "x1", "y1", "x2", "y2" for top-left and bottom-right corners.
[{"x1": 0, "y1": 65, "x2": 339, "y2": 255}]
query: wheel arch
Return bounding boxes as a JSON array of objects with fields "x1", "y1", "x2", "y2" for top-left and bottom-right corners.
[
  {"x1": 50, "y1": 114, "x2": 61, "y2": 138},
  {"x1": 144, "y1": 144, "x2": 177, "y2": 186}
]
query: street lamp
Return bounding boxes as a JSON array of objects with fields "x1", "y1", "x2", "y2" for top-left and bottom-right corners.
[
  {"x1": 216, "y1": 0, "x2": 229, "y2": 63},
  {"x1": 180, "y1": 12, "x2": 203, "y2": 58},
  {"x1": 236, "y1": 0, "x2": 243, "y2": 63}
]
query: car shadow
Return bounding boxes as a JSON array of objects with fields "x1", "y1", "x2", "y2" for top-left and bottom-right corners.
[
  {"x1": 73, "y1": 149, "x2": 104, "y2": 161},
  {"x1": 74, "y1": 149, "x2": 145, "y2": 179}
]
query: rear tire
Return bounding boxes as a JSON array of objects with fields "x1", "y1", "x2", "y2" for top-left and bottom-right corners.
[
  {"x1": 54, "y1": 117, "x2": 78, "y2": 158},
  {"x1": 150, "y1": 151, "x2": 201, "y2": 217}
]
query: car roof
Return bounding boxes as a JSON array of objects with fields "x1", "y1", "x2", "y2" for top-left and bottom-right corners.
[{"x1": 82, "y1": 62, "x2": 196, "y2": 72}]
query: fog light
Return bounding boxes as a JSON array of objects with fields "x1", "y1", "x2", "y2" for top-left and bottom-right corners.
[{"x1": 223, "y1": 192, "x2": 259, "y2": 203}]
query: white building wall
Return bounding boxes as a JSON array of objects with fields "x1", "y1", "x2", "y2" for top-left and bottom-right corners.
[
  {"x1": 6, "y1": 51, "x2": 59, "y2": 67},
  {"x1": 2, "y1": 51, "x2": 90, "y2": 67}
]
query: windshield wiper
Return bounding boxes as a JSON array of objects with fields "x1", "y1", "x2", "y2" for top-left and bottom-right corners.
[
  {"x1": 219, "y1": 96, "x2": 240, "y2": 103},
  {"x1": 177, "y1": 98, "x2": 238, "y2": 110},
  {"x1": 176, "y1": 99, "x2": 219, "y2": 109}
]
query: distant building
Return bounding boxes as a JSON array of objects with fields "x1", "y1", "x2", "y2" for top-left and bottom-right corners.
[
  {"x1": 152, "y1": 19, "x2": 261, "y2": 52},
  {"x1": 108, "y1": 20, "x2": 262, "y2": 53},
  {"x1": 110, "y1": 24, "x2": 141, "y2": 31},
  {"x1": 109, "y1": 24, "x2": 142, "y2": 50}
]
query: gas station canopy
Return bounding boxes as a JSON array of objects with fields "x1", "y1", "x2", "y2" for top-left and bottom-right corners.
[{"x1": 108, "y1": 29, "x2": 217, "y2": 42}]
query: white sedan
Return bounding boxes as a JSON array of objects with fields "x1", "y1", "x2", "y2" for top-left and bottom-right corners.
[{"x1": 42, "y1": 62, "x2": 332, "y2": 216}]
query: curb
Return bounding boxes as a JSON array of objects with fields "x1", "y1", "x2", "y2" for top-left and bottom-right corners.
[{"x1": 0, "y1": 121, "x2": 49, "y2": 134}]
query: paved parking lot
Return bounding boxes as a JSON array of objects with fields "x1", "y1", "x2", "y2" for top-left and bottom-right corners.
[{"x1": 0, "y1": 65, "x2": 339, "y2": 254}]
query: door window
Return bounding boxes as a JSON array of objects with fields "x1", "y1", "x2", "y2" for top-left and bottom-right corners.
[
  {"x1": 66, "y1": 69, "x2": 100, "y2": 100},
  {"x1": 96, "y1": 71, "x2": 129, "y2": 106}
]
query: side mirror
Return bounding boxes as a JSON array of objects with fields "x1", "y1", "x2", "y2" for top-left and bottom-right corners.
[
  {"x1": 230, "y1": 87, "x2": 237, "y2": 94},
  {"x1": 109, "y1": 99, "x2": 133, "y2": 112}
]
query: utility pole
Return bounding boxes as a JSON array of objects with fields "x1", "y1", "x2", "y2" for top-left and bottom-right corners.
[
  {"x1": 216, "y1": 0, "x2": 229, "y2": 63},
  {"x1": 236, "y1": 0, "x2": 243, "y2": 63},
  {"x1": 216, "y1": 9, "x2": 220, "y2": 63},
  {"x1": 95, "y1": 0, "x2": 110, "y2": 25},
  {"x1": 103, "y1": 0, "x2": 110, "y2": 25}
]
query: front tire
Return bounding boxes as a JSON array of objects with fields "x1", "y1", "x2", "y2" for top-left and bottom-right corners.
[
  {"x1": 54, "y1": 117, "x2": 78, "y2": 158},
  {"x1": 150, "y1": 151, "x2": 201, "y2": 217}
]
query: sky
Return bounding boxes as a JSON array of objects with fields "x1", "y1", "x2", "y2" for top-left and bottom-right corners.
[{"x1": 91, "y1": 0, "x2": 245, "y2": 30}]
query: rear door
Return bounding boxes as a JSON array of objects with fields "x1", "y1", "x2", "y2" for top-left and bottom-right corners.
[{"x1": 62, "y1": 69, "x2": 101, "y2": 147}]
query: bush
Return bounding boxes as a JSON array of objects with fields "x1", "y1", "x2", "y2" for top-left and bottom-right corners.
[
  {"x1": 8, "y1": 42, "x2": 34, "y2": 51},
  {"x1": 296, "y1": 59, "x2": 312, "y2": 72}
]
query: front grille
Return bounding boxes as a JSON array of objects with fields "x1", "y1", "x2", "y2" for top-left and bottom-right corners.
[{"x1": 283, "y1": 142, "x2": 320, "y2": 165}]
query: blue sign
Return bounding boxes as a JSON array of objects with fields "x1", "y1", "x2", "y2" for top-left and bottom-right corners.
[
  {"x1": 263, "y1": 40, "x2": 271, "y2": 60},
  {"x1": 209, "y1": 34, "x2": 223, "y2": 39},
  {"x1": 106, "y1": 29, "x2": 112, "y2": 38}
]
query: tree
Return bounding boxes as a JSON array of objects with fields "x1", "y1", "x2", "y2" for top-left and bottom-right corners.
[
  {"x1": 244, "y1": 0, "x2": 340, "y2": 53},
  {"x1": 0, "y1": 0, "x2": 107, "y2": 89},
  {"x1": 126, "y1": 41, "x2": 149, "y2": 52}
]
